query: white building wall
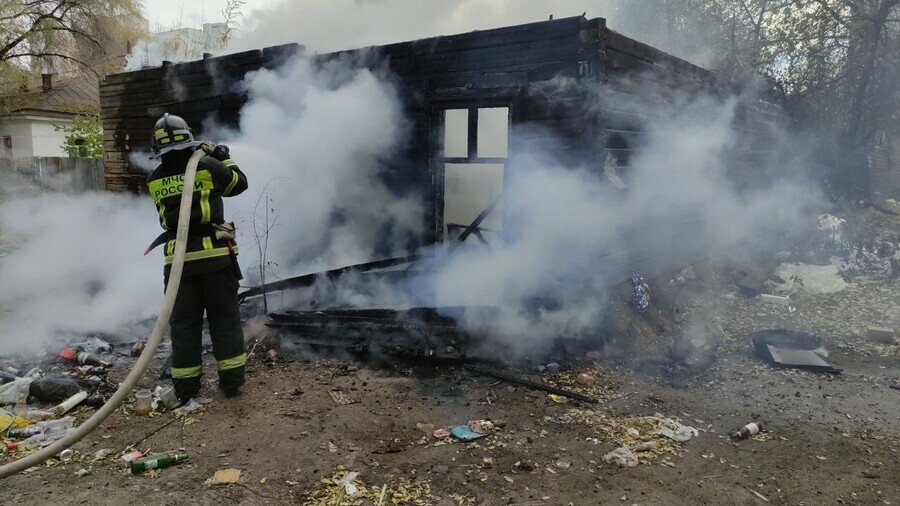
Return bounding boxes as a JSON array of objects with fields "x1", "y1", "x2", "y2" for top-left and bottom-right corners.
[
  {"x1": 29, "y1": 118, "x2": 71, "y2": 157},
  {"x1": 0, "y1": 119, "x2": 35, "y2": 158}
]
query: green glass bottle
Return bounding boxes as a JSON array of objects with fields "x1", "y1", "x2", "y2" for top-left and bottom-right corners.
[{"x1": 130, "y1": 452, "x2": 189, "y2": 474}]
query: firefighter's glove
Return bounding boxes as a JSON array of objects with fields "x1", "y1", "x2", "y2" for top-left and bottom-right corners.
[
  {"x1": 213, "y1": 222, "x2": 236, "y2": 241},
  {"x1": 211, "y1": 144, "x2": 230, "y2": 162},
  {"x1": 198, "y1": 141, "x2": 217, "y2": 155}
]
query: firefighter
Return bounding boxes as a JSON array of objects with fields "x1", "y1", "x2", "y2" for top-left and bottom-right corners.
[{"x1": 147, "y1": 113, "x2": 248, "y2": 401}]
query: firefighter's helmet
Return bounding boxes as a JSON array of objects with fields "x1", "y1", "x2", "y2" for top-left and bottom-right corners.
[{"x1": 151, "y1": 113, "x2": 194, "y2": 155}]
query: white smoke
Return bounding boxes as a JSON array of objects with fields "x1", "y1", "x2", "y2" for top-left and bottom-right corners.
[
  {"x1": 217, "y1": 54, "x2": 424, "y2": 282},
  {"x1": 134, "y1": 0, "x2": 717, "y2": 70},
  {"x1": 413, "y1": 90, "x2": 820, "y2": 355},
  {"x1": 0, "y1": 51, "x2": 424, "y2": 353},
  {"x1": 0, "y1": 193, "x2": 162, "y2": 353}
]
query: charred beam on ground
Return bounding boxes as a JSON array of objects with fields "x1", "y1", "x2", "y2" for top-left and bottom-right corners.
[
  {"x1": 465, "y1": 363, "x2": 599, "y2": 404},
  {"x1": 237, "y1": 255, "x2": 419, "y2": 303}
]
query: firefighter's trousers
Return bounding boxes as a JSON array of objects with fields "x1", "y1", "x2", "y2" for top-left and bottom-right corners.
[{"x1": 166, "y1": 266, "x2": 245, "y2": 400}]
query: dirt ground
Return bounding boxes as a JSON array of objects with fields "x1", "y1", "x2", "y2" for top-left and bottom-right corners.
[
  {"x1": 3, "y1": 274, "x2": 899, "y2": 505},
  {"x1": 2, "y1": 201, "x2": 900, "y2": 505}
]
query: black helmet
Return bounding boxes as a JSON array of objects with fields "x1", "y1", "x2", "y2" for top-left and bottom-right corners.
[{"x1": 151, "y1": 113, "x2": 194, "y2": 155}]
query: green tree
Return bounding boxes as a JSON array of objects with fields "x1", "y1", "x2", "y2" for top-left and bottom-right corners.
[
  {"x1": 57, "y1": 115, "x2": 103, "y2": 158},
  {"x1": 0, "y1": 0, "x2": 142, "y2": 79}
]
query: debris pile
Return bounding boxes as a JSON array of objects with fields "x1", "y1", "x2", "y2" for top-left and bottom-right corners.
[
  {"x1": 568, "y1": 409, "x2": 698, "y2": 466},
  {"x1": 302, "y1": 468, "x2": 469, "y2": 506}
]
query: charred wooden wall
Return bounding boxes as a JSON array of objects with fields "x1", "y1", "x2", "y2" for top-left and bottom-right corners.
[
  {"x1": 596, "y1": 25, "x2": 784, "y2": 189},
  {"x1": 99, "y1": 44, "x2": 301, "y2": 192},
  {"x1": 100, "y1": 16, "x2": 781, "y2": 243}
]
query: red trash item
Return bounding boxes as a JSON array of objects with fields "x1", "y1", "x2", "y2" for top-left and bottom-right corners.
[
  {"x1": 59, "y1": 348, "x2": 78, "y2": 361},
  {"x1": 433, "y1": 428, "x2": 451, "y2": 439},
  {"x1": 121, "y1": 450, "x2": 144, "y2": 464}
]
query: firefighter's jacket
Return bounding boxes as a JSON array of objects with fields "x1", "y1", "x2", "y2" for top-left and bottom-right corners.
[{"x1": 147, "y1": 153, "x2": 248, "y2": 276}]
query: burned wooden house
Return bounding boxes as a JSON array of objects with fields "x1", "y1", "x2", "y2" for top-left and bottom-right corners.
[{"x1": 101, "y1": 15, "x2": 780, "y2": 247}]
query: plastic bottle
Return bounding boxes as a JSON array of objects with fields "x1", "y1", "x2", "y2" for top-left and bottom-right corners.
[
  {"x1": 129, "y1": 453, "x2": 189, "y2": 474},
  {"x1": 20, "y1": 409, "x2": 54, "y2": 422},
  {"x1": 732, "y1": 422, "x2": 762, "y2": 439},
  {"x1": 7, "y1": 417, "x2": 73, "y2": 439},
  {"x1": 6, "y1": 427, "x2": 73, "y2": 450}
]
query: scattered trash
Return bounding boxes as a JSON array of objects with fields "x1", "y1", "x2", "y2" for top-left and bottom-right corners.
[
  {"x1": 53, "y1": 391, "x2": 88, "y2": 416},
  {"x1": 130, "y1": 452, "x2": 189, "y2": 474},
  {"x1": 133, "y1": 389, "x2": 152, "y2": 416},
  {"x1": 761, "y1": 345, "x2": 842, "y2": 373},
  {"x1": 752, "y1": 330, "x2": 842, "y2": 373},
  {"x1": 732, "y1": 422, "x2": 763, "y2": 440},
  {"x1": 0, "y1": 410, "x2": 32, "y2": 433},
  {"x1": 7, "y1": 427, "x2": 74, "y2": 451},
  {"x1": 759, "y1": 294, "x2": 790, "y2": 306},
  {"x1": 603, "y1": 446, "x2": 638, "y2": 468},
  {"x1": 773, "y1": 262, "x2": 848, "y2": 294},
  {"x1": 866, "y1": 326, "x2": 896, "y2": 344},
  {"x1": 174, "y1": 398, "x2": 205, "y2": 413},
  {"x1": 328, "y1": 390, "x2": 358, "y2": 405},
  {"x1": 7, "y1": 416, "x2": 72, "y2": 439},
  {"x1": 28, "y1": 375, "x2": 86, "y2": 404},
  {"x1": 153, "y1": 385, "x2": 179, "y2": 410},
  {"x1": 209, "y1": 468, "x2": 242, "y2": 486},
  {"x1": 120, "y1": 450, "x2": 145, "y2": 464},
  {"x1": 333, "y1": 471, "x2": 360, "y2": 496},
  {"x1": 433, "y1": 428, "x2": 450, "y2": 439},
  {"x1": 0, "y1": 377, "x2": 33, "y2": 404},
  {"x1": 631, "y1": 272, "x2": 651, "y2": 312},
  {"x1": 57, "y1": 448, "x2": 74, "y2": 461},
  {"x1": 466, "y1": 419, "x2": 493, "y2": 434},
  {"x1": 59, "y1": 348, "x2": 111, "y2": 368},
  {"x1": 649, "y1": 415, "x2": 698, "y2": 442},
  {"x1": 450, "y1": 425, "x2": 485, "y2": 441},
  {"x1": 555, "y1": 460, "x2": 571, "y2": 469},
  {"x1": 75, "y1": 468, "x2": 91, "y2": 478},
  {"x1": 327, "y1": 441, "x2": 338, "y2": 453}
]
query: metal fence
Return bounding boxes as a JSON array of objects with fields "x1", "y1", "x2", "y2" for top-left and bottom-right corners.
[{"x1": 0, "y1": 157, "x2": 106, "y2": 192}]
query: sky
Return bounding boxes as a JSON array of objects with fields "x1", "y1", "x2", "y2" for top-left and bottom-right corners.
[
  {"x1": 141, "y1": 1, "x2": 627, "y2": 54},
  {"x1": 142, "y1": 0, "x2": 259, "y2": 31}
]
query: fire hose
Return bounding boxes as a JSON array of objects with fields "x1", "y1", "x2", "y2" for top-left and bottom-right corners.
[{"x1": 0, "y1": 148, "x2": 206, "y2": 479}]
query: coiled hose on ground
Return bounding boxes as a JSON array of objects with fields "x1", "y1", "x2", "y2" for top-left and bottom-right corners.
[{"x1": 0, "y1": 148, "x2": 206, "y2": 479}]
